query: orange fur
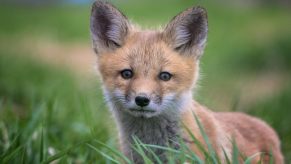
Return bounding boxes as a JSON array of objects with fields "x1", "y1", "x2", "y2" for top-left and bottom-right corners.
[
  {"x1": 181, "y1": 102, "x2": 284, "y2": 163},
  {"x1": 96, "y1": 29, "x2": 284, "y2": 163}
]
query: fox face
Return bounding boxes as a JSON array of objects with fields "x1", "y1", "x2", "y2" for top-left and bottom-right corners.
[{"x1": 90, "y1": 1, "x2": 208, "y2": 118}]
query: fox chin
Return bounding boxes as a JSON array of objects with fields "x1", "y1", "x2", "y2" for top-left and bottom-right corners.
[{"x1": 90, "y1": 1, "x2": 284, "y2": 163}]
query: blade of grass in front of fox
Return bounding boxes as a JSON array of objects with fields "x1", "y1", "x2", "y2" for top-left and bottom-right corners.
[
  {"x1": 231, "y1": 139, "x2": 240, "y2": 164},
  {"x1": 160, "y1": 138, "x2": 186, "y2": 163},
  {"x1": 131, "y1": 136, "x2": 152, "y2": 164},
  {"x1": 135, "y1": 138, "x2": 163, "y2": 164},
  {"x1": 143, "y1": 144, "x2": 199, "y2": 162},
  {"x1": 162, "y1": 137, "x2": 181, "y2": 162},
  {"x1": 269, "y1": 148, "x2": 274, "y2": 164},
  {"x1": 221, "y1": 147, "x2": 231, "y2": 164},
  {"x1": 244, "y1": 152, "x2": 266, "y2": 164},
  {"x1": 182, "y1": 122, "x2": 212, "y2": 160},
  {"x1": 166, "y1": 137, "x2": 203, "y2": 163},
  {"x1": 192, "y1": 111, "x2": 220, "y2": 163},
  {"x1": 173, "y1": 138, "x2": 189, "y2": 163},
  {"x1": 167, "y1": 150, "x2": 176, "y2": 164},
  {"x1": 93, "y1": 139, "x2": 132, "y2": 164},
  {"x1": 177, "y1": 137, "x2": 203, "y2": 163}
]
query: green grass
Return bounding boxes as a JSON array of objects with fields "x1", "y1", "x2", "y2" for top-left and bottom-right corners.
[
  {"x1": 0, "y1": 53, "x2": 111, "y2": 163},
  {"x1": 0, "y1": 0, "x2": 291, "y2": 163},
  {"x1": 0, "y1": 5, "x2": 90, "y2": 42}
]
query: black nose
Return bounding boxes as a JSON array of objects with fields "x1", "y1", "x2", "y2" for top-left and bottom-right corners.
[{"x1": 135, "y1": 96, "x2": 150, "y2": 107}]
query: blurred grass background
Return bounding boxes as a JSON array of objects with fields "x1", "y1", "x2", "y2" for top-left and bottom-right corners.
[{"x1": 0, "y1": 0, "x2": 291, "y2": 163}]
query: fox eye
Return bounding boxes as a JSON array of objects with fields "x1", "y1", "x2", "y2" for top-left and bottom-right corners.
[
  {"x1": 120, "y1": 69, "x2": 133, "y2": 79},
  {"x1": 159, "y1": 72, "x2": 172, "y2": 81}
]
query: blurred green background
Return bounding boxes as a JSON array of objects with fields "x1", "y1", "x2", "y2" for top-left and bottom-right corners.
[{"x1": 0, "y1": 0, "x2": 290, "y2": 163}]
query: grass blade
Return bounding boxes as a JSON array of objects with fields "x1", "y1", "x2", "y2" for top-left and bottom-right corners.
[
  {"x1": 222, "y1": 147, "x2": 231, "y2": 164},
  {"x1": 0, "y1": 134, "x2": 21, "y2": 160},
  {"x1": 87, "y1": 143, "x2": 119, "y2": 164},
  {"x1": 174, "y1": 138, "x2": 187, "y2": 163},
  {"x1": 21, "y1": 147, "x2": 26, "y2": 164},
  {"x1": 93, "y1": 139, "x2": 132, "y2": 164},
  {"x1": 41, "y1": 148, "x2": 69, "y2": 164},
  {"x1": 1, "y1": 145, "x2": 24, "y2": 163},
  {"x1": 244, "y1": 152, "x2": 264, "y2": 164},
  {"x1": 269, "y1": 150, "x2": 274, "y2": 164},
  {"x1": 178, "y1": 138, "x2": 202, "y2": 163},
  {"x1": 41, "y1": 141, "x2": 85, "y2": 164},
  {"x1": 231, "y1": 139, "x2": 239, "y2": 164},
  {"x1": 132, "y1": 136, "x2": 152, "y2": 164},
  {"x1": 139, "y1": 141, "x2": 163, "y2": 164},
  {"x1": 192, "y1": 112, "x2": 219, "y2": 164},
  {"x1": 182, "y1": 124, "x2": 209, "y2": 159},
  {"x1": 23, "y1": 103, "x2": 44, "y2": 138},
  {"x1": 142, "y1": 144, "x2": 180, "y2": 154},
  {"x1": 144, "y1": 144, "x2": 202, "y2": 162},
  {"x1": 40, "y1": 127, "x2": 44, "y2": 163}
]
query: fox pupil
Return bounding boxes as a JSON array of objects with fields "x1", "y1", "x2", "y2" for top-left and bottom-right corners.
[
  {"x1": 159, "y1": 72, "x2": 172, "y2": 81},
  {"x1": 120, "y1": 69, "x2": 133, "y2": 79}
]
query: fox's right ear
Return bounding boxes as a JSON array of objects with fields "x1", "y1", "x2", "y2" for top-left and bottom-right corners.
[{"x1": 90, "y1": 1, "x2": 130, "y2": 54}]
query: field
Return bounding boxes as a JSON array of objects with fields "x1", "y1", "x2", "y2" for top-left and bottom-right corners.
[{"x1": 0, "y1": 0, "x2": 291, "y2": 163}]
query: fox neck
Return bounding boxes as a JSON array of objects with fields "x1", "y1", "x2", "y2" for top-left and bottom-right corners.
[
  {"x1": 113, "y1": 108, "x2": 180, "y2": 162},
  {"x1": 109, "y1": 91, "x2": 194, "y2": 162}
]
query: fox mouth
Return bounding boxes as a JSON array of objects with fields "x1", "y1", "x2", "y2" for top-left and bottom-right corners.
[{"x1": 129, "y1": 108, "x2": 156, "y2": 113}]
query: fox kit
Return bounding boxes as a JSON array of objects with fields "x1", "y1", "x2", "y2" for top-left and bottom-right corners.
[{"x1": 90, "y1": 1, "x2": 284, "y2": 163}]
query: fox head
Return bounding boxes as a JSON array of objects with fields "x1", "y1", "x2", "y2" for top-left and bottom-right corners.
[{"x1": 90, "y1": 1, "x2": 208, "y2": 118}]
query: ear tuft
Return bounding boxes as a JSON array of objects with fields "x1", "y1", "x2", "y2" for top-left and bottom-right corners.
[
  {"x1": 90, "y1": 1, "x2": 129, "y2": 54},
  {"x1": 163, "y1": 6, "x2": 208, "y2": 57}
]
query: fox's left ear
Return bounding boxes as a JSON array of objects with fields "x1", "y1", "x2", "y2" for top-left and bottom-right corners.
[{"x1": 163, "y1": 6, "x2": 208, "y2": 58}]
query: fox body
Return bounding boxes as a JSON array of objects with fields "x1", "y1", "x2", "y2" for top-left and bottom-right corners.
[{"x1": 90, "y1": 1, "x2": 284, "y2": 163}]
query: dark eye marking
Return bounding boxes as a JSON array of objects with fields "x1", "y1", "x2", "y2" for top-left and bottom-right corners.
[
  {"x1": 120, "y1": 69, "x2": 133, "y2": 79},
  {"x1": 159, "y1": 72, "x2": 172, "y2": 81}
]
